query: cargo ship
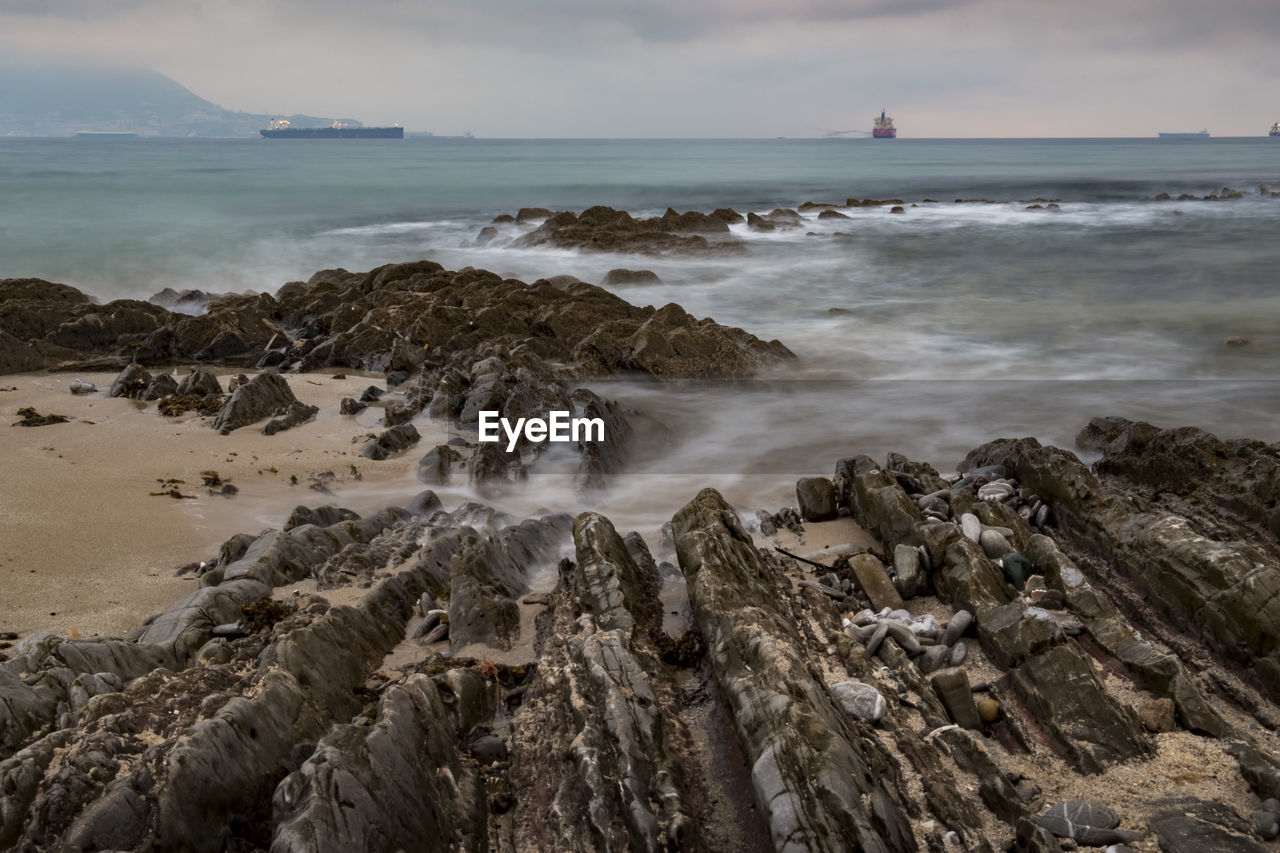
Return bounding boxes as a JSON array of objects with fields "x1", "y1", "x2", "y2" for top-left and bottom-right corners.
[
  {"x1": 872, "y1": 109, "x2": 897, "y2": 139},
  {"x1": 259, "y1": 119, "x2": 403, "y2": 139},
  {"x1": 1157, "y1": 130, "x2": 1210, "y2": 139},
  {"x1": 1271, "y1": 122, "x2": 1280, "y2": 137}
]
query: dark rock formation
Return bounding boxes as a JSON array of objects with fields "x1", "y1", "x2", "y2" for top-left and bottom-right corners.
[
  {"x1": 361, "y1": 423, "x2": 421, "y2": 460},
  {"x1": 211, "y1": 371, "x2": 310, "y2": 435},
  {"x1": 602, "y1": 268, "x2": 662, "y2": 285},
  {"x1": 505, "y1": 206, "x2": 747, "y2": 256}
]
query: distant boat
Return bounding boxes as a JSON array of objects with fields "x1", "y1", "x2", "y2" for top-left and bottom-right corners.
[
  {"x1": 1157, "y1": 130, "x2": 1210, "y2": 139},
  {"x1": 872, "y1": 109, "x2": 897, "y2": 139},
  {"x1": 260, "y1": 119, "x2": 403, "y2": 139},
  {"x1": 73, "y1": 132, "x2": 138, "y2": 139},
  {"x1": 1271, "y1": 122, "x2": 1280, "y2": 137}
]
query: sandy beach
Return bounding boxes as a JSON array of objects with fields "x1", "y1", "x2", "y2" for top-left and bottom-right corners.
[{"x1": 1, "y1": 369, "x2": 445, "y2": 638}]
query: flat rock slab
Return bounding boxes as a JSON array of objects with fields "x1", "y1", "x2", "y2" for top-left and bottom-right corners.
[
  {"x1": 849, "y1": 553, "x2": 903, "y2": 611},
  {"x1": 1150, "y1": 809, "x2": 1267, "y2": 853},
  {"x1": 929, "y1": 667, "x2": 981, "y2": 730}
]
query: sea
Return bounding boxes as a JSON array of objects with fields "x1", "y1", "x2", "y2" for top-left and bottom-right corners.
[{"x1": 3, "y1": 136, "x2": 1278, "y2": 527}]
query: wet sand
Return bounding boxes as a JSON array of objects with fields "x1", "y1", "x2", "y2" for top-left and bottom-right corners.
[{"x1": 0, "y1": 370, "x2": 445, "y2": 638}]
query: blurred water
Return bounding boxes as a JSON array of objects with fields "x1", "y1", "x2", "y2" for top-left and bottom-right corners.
[{"x1": 3, "y1": 136, "x2": 1278, "y2": 526}]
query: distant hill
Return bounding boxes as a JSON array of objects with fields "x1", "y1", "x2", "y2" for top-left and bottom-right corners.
[{"x1": 0, "y1": 61, "x2": 346, "y2": 137}]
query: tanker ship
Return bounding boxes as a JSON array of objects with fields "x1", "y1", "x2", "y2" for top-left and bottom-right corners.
[
  {"x1": 872, "y1": 109, "x2": 896, "y2": 139},
  {"x1": 260, "y1": 119, "x2": 403, "y2": 139}
]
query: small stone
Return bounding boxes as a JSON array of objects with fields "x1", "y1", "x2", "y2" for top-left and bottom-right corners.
[
  {"x1": 830, "y1": 680, "x2": 888, "y2": 722},
  {"x1": 893, "y1": 544, "x2": 924, "y2": 598},
  {"x1": 980, "y1": 529, "x2": 1013, "y2": 559},
  {"x1": 919, "y1": 645, "x2": 950, "y2": 674},
  {"x1": 1253, "y1": 810, "x2": 1280, "y2": 840},
  {"x1": 849, "y1": 554, "x2": 904, "y2": 611},
  {"x1": 948, "y1": 641, "x2": 969, "y2": 667},
  {"x1": 976, "y1": 696, "x2": 999, "y2": 723},
  {"x1": 940, "y1": 610, "x2": 973, "y2": 646},
  {"x1": 68, "y1": 378, "x2": 96, "y2": 395},
  {"x1": 930, "y1": 667, "x2": 982, "y2": 730},
  {"x1": 1041, "y1": 801, "x2": 1121, "y2": 839},
  {"x1": 1003, "y1": 552, "x2": 1032, "y2": 590},
  {"x1": 960, "y1": 513, "x2": 983, "y2": 543},
  {"x1": 1138, "y1": 697, "x2": 1176, "y2": 733}
]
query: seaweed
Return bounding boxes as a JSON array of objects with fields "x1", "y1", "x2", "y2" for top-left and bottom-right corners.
[{"x1": 13, "y1": 407, "x2": 70, "y2": 426}]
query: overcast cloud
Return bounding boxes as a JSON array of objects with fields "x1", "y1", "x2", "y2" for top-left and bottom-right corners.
[{"x1": 3, "y1": 0, "x2": 1277, "y2": 136}]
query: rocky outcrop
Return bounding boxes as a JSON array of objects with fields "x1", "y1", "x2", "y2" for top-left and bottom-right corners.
[
  {"x1": 673, "y1": 488, "x2": 917, "y2": 852},
  {"x1": 965, "y1": 434, "x2": 1280, "y2": 706},
  {"x1": 502, "y1": 206, "x2": 747, "y2": 256},
  {"x1": 211, "y1": 371, "x2": 310, "y2": 435}
]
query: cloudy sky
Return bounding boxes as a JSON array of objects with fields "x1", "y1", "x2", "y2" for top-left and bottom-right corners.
[{"x1": 3, "y1": 0, "x2": 1278, "y2": 137}]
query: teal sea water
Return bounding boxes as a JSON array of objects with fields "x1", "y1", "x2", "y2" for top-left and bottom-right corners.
[{"x1": 2, "y1": 136, "x2": 1278, "y2": 510}]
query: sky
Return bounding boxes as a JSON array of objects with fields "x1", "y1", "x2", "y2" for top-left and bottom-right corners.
[{"x1": 2, "y1": 0, "x2": 1278, "y2": 137}]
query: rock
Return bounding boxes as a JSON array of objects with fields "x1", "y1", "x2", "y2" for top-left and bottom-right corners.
[
  {"x1": 930, "y1": 667, "x2": 982, "y2": 729},
  {"x1": 948, "y1": 642, "x2": 968, "y2": 667},
  {"x1": 893, "y1": 544, "x2": 924, "y2": 598},
  {"x1": 405, "y1": 490, "x2": 443, "y2": 517},
  {"x1": 262, "y1": 401, "x2": 319, "y2": 435},
  {"x1": 979, "y1": 529, "x2": 1012, "y2": 560},
  {"x1": 1149, "y1": 803, "x2": 1267, "y2": 853},
  {"x1": 1016, "y1": 816, "x2": 1065, "y2": 853},
  {"x1": 919, "y1": 645, "x2": 950, "y2": 674},
  {"x1": 603, "y1": 268, "x2": 662, "y2": 285},
  {"x1": 848, "y1": 553, "x2": 904, "y2": 611},
  {"x1": 975, "y1": 696, "x2": 999, "y2": 723},
  {"x1": 940, "y1": 610, "x2": 973, "y2": 646},
  {"x1": 960, "y1": 513, "x2": 983, "y2": 543},
  {"x1": 176, "y1": 368, "x2": 223, "y2": 398},
  {"x1": 1138, "y1": 698, "x2": 1176, "y2": 733},
  {"x1": 797, "y1": 476, "x2": 838, "y2": 522},
  {"x1": 512, "y1": 205, "x2": 744, "y2": 256},
  {"x1": 1039, "y1": 801, "x2": 1145, "y2": 846},
  {"x1": 68, "y1": 378, "x2": 96, "y2": 395},
  {"x1": 830, "y1": 681, "x2": 888, "y2": 722},
  {"x1": 362, "y1": 423, "x2": 421, "y2": 460},
  {"x1": 211, "y1": 371, "x2": 304, "y2": 435},
  {"x1": 1252, "y1": 811, "x2": 1280, "y2": 841},
  {"x1": 417, "y1": 445, "x2": 462, "y2": 485},
  {"x1": 1002, "y1": 552, "x2": 1032, "y2": 590},
  {"x1": 1011, "y1": 643, "x2": 1152, "y2": 773},
  {"x1": 672, "y1": 488, "x2": 916, "y2": 851},
  {"x1": 108, "y1": 363, "x2": 153, "y2": 399},
  {"x1": 339, "y1": 397, "x2": 366, "y2": 415}
]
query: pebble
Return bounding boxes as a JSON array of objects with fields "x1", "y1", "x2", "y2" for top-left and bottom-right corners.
[
  {"x1": 978, "y1": 482, "x2": 1013, "y2": 501},
  {"x1": 975, "y1": 696, "x2": 999, "y2": 723},
  {"x1": 920, "y1": 645, "x2": 950, "y2": 674},
  {"x1": 940, "y1": 610, "x2": 973, "y2": 646},
  {"x1": 830, "y1": 680, "x2": 888, "y2": 722},
  {"x1": 865, "y1": 622, "x2": 889, "y2": 656},
  {"x1": 1035, "y1": 504, "x2": 1051, "y2": 526},
  {"x1": 1252, "y1": 810, "x2": 1280, "y2": 840},
  {"x1": 68, "y1": 378, "x2": 97, "y2": 395},
  {"x1": 1003, "y1": 552, "x2": 1032, "y2": 590},
  {"x1": 980, "y1": 529, "x2": 1013, "y2": 559},
  {"x1": 960, "y1": 513, "x2": 983, "y2": 543},
  {"x1": 948, "y1": 641, "x2": 969, "y2": 667}
]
